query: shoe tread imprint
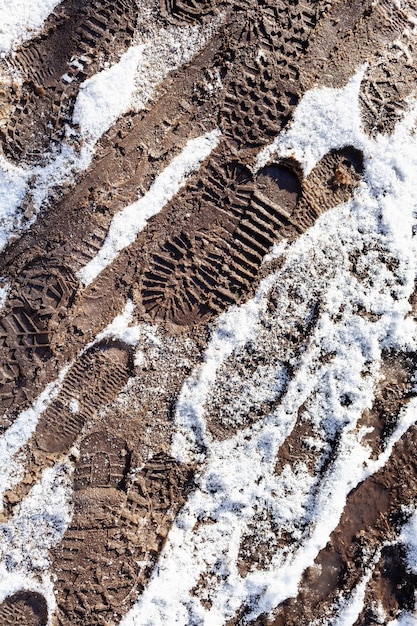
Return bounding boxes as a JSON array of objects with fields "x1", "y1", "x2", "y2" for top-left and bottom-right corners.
[
  {"x1": 135, "y1": 145, "x2": 363, "y2": 326},
  {"x1": 0, "y1": 0, "x2": 140, "y2": 163},
  {"x1": 52, "y1": 434, "x2": 194, "y2": 625},
  {"x1": 359, "y1": 32, "x2": 417, "y2": 137},
  {"x1": 0, "y1": 260, "x2": 78, "y2": 428},
  {"x1": 0, "y1": 591, "x2": 47, "y2": 626},
  {"x1": 2, "y1": 341, "x2": 133, "y2": 515},
  {"x1": 299, "y1": 0, "x2": 411, "y2": 89}
]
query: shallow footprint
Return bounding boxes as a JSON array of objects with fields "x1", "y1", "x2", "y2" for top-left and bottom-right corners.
[
  {"x1": 137, "y1": 145, "x2": 364, "y2": 328},
  {"x1": 0, "y1": 260, "x2": 79, "y2": 428},
  {"x1": 0, "y1": 0, "x2": 140, "y2": 164},
  {"x1": 51, "y1": 432, "x2": 194, "y2": 625},
  {"x1": 2, "y1": 340, "x2": 133, "y2": 516}
]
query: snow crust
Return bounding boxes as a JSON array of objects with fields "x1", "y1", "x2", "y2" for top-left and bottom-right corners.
[
  {"x1": 73, "y1": 20, "x2": 221, "y2": 144},
  {"x1": 401, "y1": 509, "x2": 417, "y2": 574},
  {"x1": 0, "y1": 0, "x2": 62, "y2": 54},
  {"x1": 0, "y1": 17, "x2": 220, "y2": 252},
  {"x1": 121, "y1": 73, "x2": 417, "y2": 624}
]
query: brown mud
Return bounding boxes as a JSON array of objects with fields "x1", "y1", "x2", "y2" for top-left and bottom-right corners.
[
  {"x1": 246, "y1": 348, "x2": 417, "y2": 626},
  {"x1": 0, "y1": 591, "x2": 47, "y2": 626},
  {"x1": 52, "y1": 433, "x2": 194, "y2": 625}
]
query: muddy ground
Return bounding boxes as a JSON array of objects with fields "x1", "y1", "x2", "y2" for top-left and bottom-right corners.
[{"x1": 0, "y1": 1, "x2": 417, "y2": 624}]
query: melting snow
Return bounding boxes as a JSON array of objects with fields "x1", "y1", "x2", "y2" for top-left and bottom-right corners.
[
  {"x1": 0, "y1": 15, "x2": 220, "y2": 253},
  {"x1": 0, "y1": 0, "x2": 62, "y2": 54}
]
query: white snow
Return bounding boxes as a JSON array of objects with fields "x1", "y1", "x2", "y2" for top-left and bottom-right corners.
[
  {"x1": 401, "y1": 509, "x2": 417, "y2": 574},
  {"x1": 0, "y1": 14, "x2": 221, "y2": 252},
  {"x1": 121, "y1": 72, "x2": 417, "y2": 624},
  {"x1": 388, "y1": 614, "x2": 417, "y2": 625},
  {"x1": 0, "y1": 0, "x2": 62, "y2": 54},
  {"x1": 73, "y1": 45, "x2": 147, "y2": 144}
]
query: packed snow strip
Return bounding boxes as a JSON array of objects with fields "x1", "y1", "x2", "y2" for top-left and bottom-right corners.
[
  {"x1": 0, "y1": 280, "x2": 9, "y2": 310},
  {"x1": 0, "y1": 158, "x2": 32, "y2": 251},
  {"x1": 400, "y1": 507, "x2": 417, "y2": 574},
  {"x1": 0, "y1": 17, "x2": 221, "y2": 252},
  {"x1": 123, "y1": 77, "x2": 417, "y2": 624},
  {"x1": 388, "y1": 613, "x2": 417, "y2": 626},
  {"x1": 78, "y1": 129, "x2": 222, "y2": 286},
  {"x1": 0, "y1": 0, "x2": 62, "y2": 54},
  {"x1": 73, "y1": 44, "x2": 147, "y2": 145}
]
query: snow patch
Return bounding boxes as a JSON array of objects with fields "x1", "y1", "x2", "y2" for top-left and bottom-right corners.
[{"x1": 0, "y1": 0, "x2": 62, "y2": 54}]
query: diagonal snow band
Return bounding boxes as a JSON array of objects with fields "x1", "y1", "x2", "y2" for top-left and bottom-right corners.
[{"x1": 78, "y1": 129, "x2": 222, "y2": 287}]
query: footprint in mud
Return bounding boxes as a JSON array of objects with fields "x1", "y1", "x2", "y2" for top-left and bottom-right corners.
[
  {"x1": 2, "y1": 340, "x2": 133, "y2": 513},
  {"x1": 0, "y1": 0, "x2": 408, "y2": 164},
  {"x1": 359, "y1": 31, "x2": 417, "y2": 138},
  {"x1": 51, "y1": 432, "x2": 194, "y2": 625},
  {"x1": 0, "y1": 144, "x2": 364, "y2": 429},
  {"x1": 0, "y1": 0, "x2": 408, "y2": 422},
  {"x1": 0, "y1": 143, "x2": 365, "y2": 624},
  {"x1": 0, "y1": 591, "x2": 47, "y2": 626},
  {"x1": 0, "y1": 0, "x2": 141, "y2": 163},
  {"x1": 159, "y1": 0, "x2": 216, "y2": 24},
  {"x1": 137, "y1": 145, "x2": 364, "y2": 326},
  {"x1": 0, "y1": 434, "x2": 194, "y2": 625},
  {"x1": 0, "y1": 260, "x2": 78, "y2": 429}
]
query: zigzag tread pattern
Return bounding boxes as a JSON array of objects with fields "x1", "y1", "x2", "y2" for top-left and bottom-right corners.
[
  {"x1": 160, "y1": 0, "x2": 215, "y2": 23},
  {"x1": 359, "y1": 42, "x2": 417, "y2": 137},
  {"x1": 220, "y1": 0, "x2": 331, "y2": 149},
  {"x1": 140, "y1": 158, "x2": 255, "y2": 324},
  {"x1": 35, "y1": 342, "x2": 131, "y2": 453},
  {"x1": 299, "y1": 0, "x2": 409, "y2": 89}
]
